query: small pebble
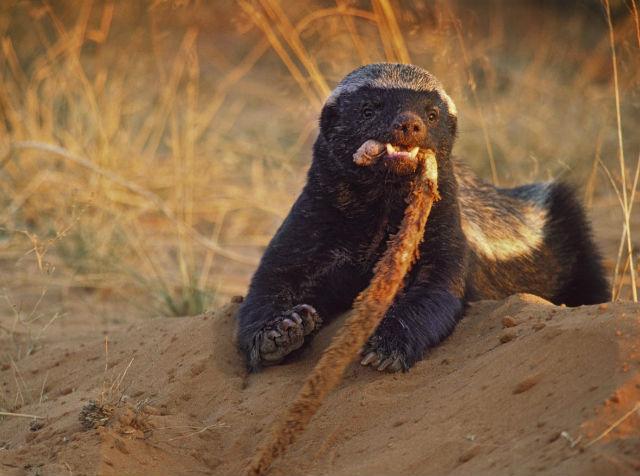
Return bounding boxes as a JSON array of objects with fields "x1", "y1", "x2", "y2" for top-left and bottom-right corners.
[
  {"x1": 459, "y1": 445, "x2": 480, "y2": 463},
  {"x1": 502, "y1": 316, "x2": 517, "y2": 328},
  {"x1": 59, "y1": 387, "x2": 73, "y2": 396},
  {"x1": 499, "y1": 331, "x2": 517, "y2": 344},
  {"x1": 548, "y1": 431, "x2": 561, "y2": 443},
  {"x1": 513, "y1": 374, "x2": 541, "y2": 394}
]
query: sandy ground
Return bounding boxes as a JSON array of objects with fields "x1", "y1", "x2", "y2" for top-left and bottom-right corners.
[{"x1": 1, "y1": 293, "x2": 639, "y2": 476}]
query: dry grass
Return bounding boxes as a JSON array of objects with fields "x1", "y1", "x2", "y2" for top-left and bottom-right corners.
[{"x1": 0, "y1": 0, "x2": 638, "y2": 331}]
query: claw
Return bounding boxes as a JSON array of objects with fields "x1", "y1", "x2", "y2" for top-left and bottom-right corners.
[
  {"x1": 294, "y1": 305, "x2": 319, "y2": 335},
  {"x1": 389, "y1": 359, "x2": 403, "y2": 372},
  {"x1": 290, "y1": 312, "x2": 303, "y2": 325},
  {"x1": 377, "y1": 357, "x2": 394, "y2": 371},
  {"x1": 280, "y1": 318, "x2": 295, "y2": 331},
  {"x1": 360, "y1": 352, "x2": 378, "y2": 366},
  {"x1": 266, "y1": 330, "x2": 280, "y2": 339},
  {"x1": 296, "y1": 304, "x2": 316, "y2": 316},
  {"x1": 260, "y1": 332, "x2": 278, "y2": 355}
]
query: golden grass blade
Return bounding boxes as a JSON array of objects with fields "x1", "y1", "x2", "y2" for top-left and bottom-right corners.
[
  {"x1": 194, "y1": 39, "x2": 270, "y2": 141},
  {"x1": 86, "y1": 1, "x2": 114, "y2": 44},
  {"x1": 334, "y1": 2, "x2": 372, "y2": 64},
  {"x1": 600, "y1": 154, "x2": 640, "y2": 300},
  {"x1": 1, "y1": 38, "x2": 29, "y2": 86},
  {"x1": 585, "y1": 401, "x2": 640, "y2": 448},
  {"x1": 612, "y1": 155, "x2": 640, "y2": 299},
  {"x1": 0, "y1": 411, "x2": 43, "y2": 419},
  {"x1": 239, "y1": 0, "x2": 323, "y2": 108},
  {"x1": 42, "y1": 3, "x2": 109, "y2": 148},
  {"x1": 603, "y1": 0, "x2": 637, "y2": 301},
  {"x1": 135, "y1": 28, "x2": 199, "y2": 158},
  {"x1": 295, "y1": 6, "x2": 377, "y2": 36},
  {"x1": 449, "y1": 8, "x2": 499, "y2": 186},
  {"x1": 630, "y1": 0, "x2": 640, "y2": 49},
  {"x1": 260, "y1": 0, "x2": 330, "y2": 98},
  {"x1": 375, "y1": 0, "x2": 411, "y2": 63},
  {"x1": 584, "y1": 131, "x2": 603, "y2": 208},
  {"x1": 371, "y1": 0, "x2": 397, "y2": 62},
  {"x1": 615, "y1": 254, "x2": 631, "y2": 299}
]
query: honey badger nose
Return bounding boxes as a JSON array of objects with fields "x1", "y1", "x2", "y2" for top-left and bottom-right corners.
[{"x1": 391, "y1": 112, "x2": 426, "y2": 145}]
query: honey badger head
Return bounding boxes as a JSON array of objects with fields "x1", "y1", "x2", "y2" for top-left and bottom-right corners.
[{"x1": 317, "y1": 63, "x2": 457, "y2": 179}]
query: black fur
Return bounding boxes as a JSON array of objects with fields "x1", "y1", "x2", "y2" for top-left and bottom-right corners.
[{"x1": 236, "y1": 64, "x2": 610, "y2": 372}]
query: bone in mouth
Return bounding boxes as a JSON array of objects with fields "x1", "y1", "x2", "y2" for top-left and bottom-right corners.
[{"x1": 353, "y1": 139, "x2": 386, "y2": 166}]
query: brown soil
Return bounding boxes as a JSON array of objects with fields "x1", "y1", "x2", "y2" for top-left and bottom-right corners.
[{"x1": 1, "y1": 294, "x2": 639, "y2": 475}]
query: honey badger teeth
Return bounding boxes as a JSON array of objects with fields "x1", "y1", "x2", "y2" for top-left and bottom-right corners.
[
  {"x1": 385, "y1": 143, "x2": 420, "y2": 161},
  {"x1": 353, "y1": 139, "x2": 420, "y2": 166}
]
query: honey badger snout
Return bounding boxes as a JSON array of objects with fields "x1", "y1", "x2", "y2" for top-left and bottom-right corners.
[{"x1": 391, "y1": 111, "x2": 426, "y2": 145}]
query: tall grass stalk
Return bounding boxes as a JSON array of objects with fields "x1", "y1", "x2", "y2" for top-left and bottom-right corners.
[{"x1": 603, "y1": 0, "x2": 638, "y2": 302}]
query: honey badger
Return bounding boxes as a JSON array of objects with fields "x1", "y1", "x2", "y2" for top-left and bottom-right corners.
[{"x1": 236, "y1": 63, "x2": 610, "y2": 373}]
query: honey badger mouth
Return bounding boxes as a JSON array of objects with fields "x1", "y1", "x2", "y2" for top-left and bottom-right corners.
[
  {"x1": 353, "y1": 140, "x2": 423, "y2": 175},
  {"x1": 385, "y1": 144, "x2": 420, "y2": 161}
]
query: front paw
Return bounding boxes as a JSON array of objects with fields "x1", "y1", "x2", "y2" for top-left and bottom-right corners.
[
  {"x1": 257, "y1": 304, "x2": 321, "y2": 364},
  {"x1": 360, "y1": 335, "x2": 408, "y2": 373}
]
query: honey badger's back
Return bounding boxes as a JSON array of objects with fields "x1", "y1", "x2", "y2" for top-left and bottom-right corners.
[{"x1": 454, "y1": 159, "x2": 610, "y2": 305}]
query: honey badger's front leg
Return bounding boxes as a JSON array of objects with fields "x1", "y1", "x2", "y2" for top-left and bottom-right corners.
[
  {"x1": 352, "y1": 143, "x2": 468, "y2": 372},
  {"x1": 360, "y1": 281, "x2": 465, "y2": 372},
  {"x1": 361, "y1": 192, "x2": 468, "y2": 372},
  {"x1": 236, "y1": 194, "x2": 363, "y2": 372}
]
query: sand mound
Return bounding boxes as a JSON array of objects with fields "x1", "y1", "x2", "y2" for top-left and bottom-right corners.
[{"x1": 1, "y1": 294, "x2": 639, "y2": 475}]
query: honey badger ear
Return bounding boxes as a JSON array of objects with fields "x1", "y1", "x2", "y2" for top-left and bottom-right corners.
[{"x1": 319, "y1": 100, "x2": 338, "y2": 136}]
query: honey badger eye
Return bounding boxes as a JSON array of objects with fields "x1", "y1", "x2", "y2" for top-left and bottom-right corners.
[
  {"x1": 362, "y1": 106, "x2": 374, "y2": 118},
  {"x1": 427, "y1": 108, "x2": 439, "y2": 123}
]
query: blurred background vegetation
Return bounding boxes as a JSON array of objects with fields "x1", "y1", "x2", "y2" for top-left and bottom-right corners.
[{"x1": 0, "y1": 0, "x2": 638, "y2": 333}]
